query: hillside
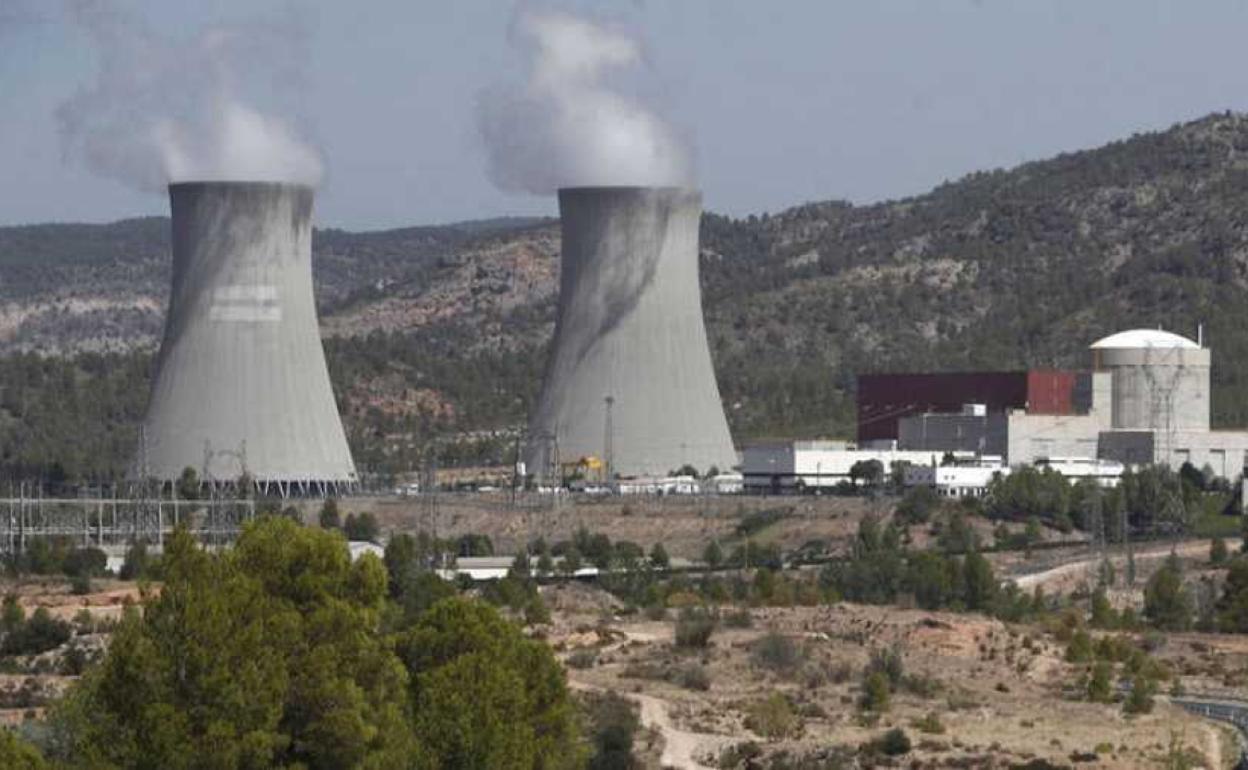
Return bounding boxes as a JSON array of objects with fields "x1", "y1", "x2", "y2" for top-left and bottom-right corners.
[{"x1": 5, "y1": 112, "x2": 1248, "y2": 479}]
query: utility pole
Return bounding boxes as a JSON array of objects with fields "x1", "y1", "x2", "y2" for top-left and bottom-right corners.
[
  {"x1": 603, "y1": 396, "x2": 615, "y2": 486},
  {"x1": 510, "y1": 429, "x2": 523, "y2": 509}
]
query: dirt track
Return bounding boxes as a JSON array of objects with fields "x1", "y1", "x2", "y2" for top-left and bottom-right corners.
[{"x1": 1011, "y1": 538, "x2": 1241, "y2": 592}]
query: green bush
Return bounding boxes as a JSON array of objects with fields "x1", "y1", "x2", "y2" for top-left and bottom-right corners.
[
  {"x1": 566, "y1": 648, "x2": 597, "y2": 671},
  {"x1": 912, "y1": 711, "x2": 945, "y2": 734},
  {"x1": 1123, "y1": 675, "x2": 1156, "y2": 715},
  {"x1": 674, "y1": 608, "x2": 717, "y2": 649},
  {"x1": 865, "y1": 727, "x2": 911, "y2": 756},
  {"x1": 1086, "y1": 661, "x2": 1113, "y2": 703},
  {"x1": 675, "y1": 664, "x2": 711, "y2": 691},
  {"x1": 750, "y1": 631, "x2": 803, "y2": 674},
  {"x1": 581, "y1": 691, "x2": 640, "y2": 770},
  {"x1": 1, "y1": 608, "x2": 71, "y2": 656},
  {"x1": 342, "y1": 512, "x2": 380, "y2": 543},
  {"x1": 744, "y1": 693, "x2": 800, "y2": 740},
  {"x1": 865, "y1": 646, "x2": 904, "y2": 687},
  {"x1": 69, "y1": 573, "x2": 92, "y2": 597},
  {"x1": 62, "y1": 548, "x2": 108, "y2": 579},
  {"x1": 860, "y1": 671, "x2": 891, "y2": 712},
  {"x1": 1211, "y1": 537, "x2": 1229, "y2": 565}
]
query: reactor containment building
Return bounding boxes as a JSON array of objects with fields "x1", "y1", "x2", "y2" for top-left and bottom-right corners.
[
  {"x1": 524, "y1": 186, "x2": 737, "y2": 480},
  {"x1": 137, "y1": 182, "x2": 357, "y2": 496}
]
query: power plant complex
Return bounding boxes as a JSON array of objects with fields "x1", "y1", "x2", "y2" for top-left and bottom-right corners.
[
  {"x1": 744, "y1": 327, "x2": 1248, "y2": 494},
  {"x1": 524, "y1": 187, "x2": 738, "y2": 480},
  {"x1": 127, "y1": 181, "x2": 1242, "y2": 501},
  {"x1": 136, "y1": 182, "x2": 357, "y2": 496}
]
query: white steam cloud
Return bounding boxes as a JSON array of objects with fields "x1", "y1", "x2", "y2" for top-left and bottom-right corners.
[
  {"x1": 478, "y1": 9, "x2": 693, "y2": 194},
  {"x1": 57, "y1": 0, "x2": 323, "y2": 191}
]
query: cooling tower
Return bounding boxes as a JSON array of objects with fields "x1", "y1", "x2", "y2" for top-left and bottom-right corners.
[
  {"x1": 137, "y1": 182, "x2": 356, "y2": 494},
  {"x1": 525, "y1": 186, "x2": 737, "y2": 480}
]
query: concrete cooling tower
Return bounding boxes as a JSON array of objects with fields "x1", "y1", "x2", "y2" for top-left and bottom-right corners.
[
  {"x1": 137, "y1": 182, "x2": 356, "y2": 495},
  {"x1": 525, "y1": 186, "x2": 737, "y2": 480}
]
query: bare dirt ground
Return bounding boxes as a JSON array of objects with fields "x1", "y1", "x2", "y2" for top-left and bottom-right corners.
[
  {"x1": 543, "y1": 583, "x2": 1239, "y2": 768},
  {"x1": 317, "y1": 493, "x2": 880, "y2": 559},
  {"x1": 5, "y1": 578, "x2": 144, "y2": 622}
]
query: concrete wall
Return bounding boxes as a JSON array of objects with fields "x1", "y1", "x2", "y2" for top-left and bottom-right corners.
[
  {"x1": 1097, "y1": 347, "x2": 1210, "y2": 432},
  {"x1": 525, "y1": 187, "x2": 736, "y2": 479},
  {"x1": 1097, "y1": 429, "x2": 1248, "y2": 479},
  {"x1": 139, "y1": 182, "x2": 356, "y2": 486},
  {"x1": 1005, "y1": 413, "x2": 1101, "y2": 465}
]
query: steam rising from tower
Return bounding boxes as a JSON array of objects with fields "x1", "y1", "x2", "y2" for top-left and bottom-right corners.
[
  {"x1": 138, "y1": 182, "x2": 355, "y2": 494},
  {"x1": 525, "y1": 187, "x2": 736, "y2": 479},
  {"x1": 477, "y1": 9, "x2": 692, "y2": 194},
  {"x1": 58, "y1": 0, "x2": 322, "y2": 191}
]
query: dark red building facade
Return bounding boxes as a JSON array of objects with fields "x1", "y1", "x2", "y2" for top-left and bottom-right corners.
[{"x1": 856, "y1": 370, "x2": 1078, "y2": 443}]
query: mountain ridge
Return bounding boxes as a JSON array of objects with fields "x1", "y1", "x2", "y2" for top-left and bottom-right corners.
[{"x1": 4, "y1": 112, "x2": 1248, "y2": 477}]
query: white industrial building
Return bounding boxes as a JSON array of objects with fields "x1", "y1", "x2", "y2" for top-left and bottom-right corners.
[
  {"x1": 903, "y1": 456, "x2": 1124, "y2": 499},
  {"x1": 741, "y1": 441, "x2": 950, "y2": 493}
]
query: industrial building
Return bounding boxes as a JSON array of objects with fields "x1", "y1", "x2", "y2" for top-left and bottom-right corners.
[
  {"x1": 865, "y1": 328, "x2": 1248, "y2": 479},
  {"x1": 741, "y1": 441, "x2": 949, "y2": 493},
  {"x1": 904, "y1": 457, "x2": 1124, "y2": 499},
  {"x1": 524, "y1": 187, "x2": 737, "y2": 480},
  {"x1": 857, "y1": 370, "x2": 1080, "y2": 444},
  {"x1": 137, "y1": 182, "x2": 357, "y2": 496}
]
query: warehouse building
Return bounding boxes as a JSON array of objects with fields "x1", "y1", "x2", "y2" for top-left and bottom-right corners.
[{"x1": 740, "y1": 441, "x2": 951, "y2": 493}]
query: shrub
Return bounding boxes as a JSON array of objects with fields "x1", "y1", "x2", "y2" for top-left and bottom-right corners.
[
  {"x1": 702, "y1": 540, "x2": 723, "y2": 568},
  {"x1": 118, "y1": 541, "x2": 156, "y2": 581},
  {"x1": 722, "y1": 608, "x2": 753, "y2": 629},
  {"x1": 912, "y1": 711, "x2": 946, "y2": 734},
  {"x1": 318, "y1": 498, "x2": 341, "y2": 530},
  {"x1": 1211, "y1": 537, "x2": 1229, "y2": 565},
  {"x1": 1, "y1": 596, "x2": 23, "y2": 633},
  {"x1": 69, "y1": 574, "x2": 92, "y2": 596},
  {"x1": 865, "y1": 646, "x2": 904, "y2": 687},
  {"x1": 1, "y1": 608, "x2": 71, "y2": 656},
  {"x1": 751, "y1": 631, "x2": 803, "y2": 674},
  {"x1": 744, "y1": 693, "x2": 800, "y2": 740},
  {"x1": 649, "y1": 543, "x2": 670, "y2": 570},
  {"x1": 1086, "y1": 661, "x2": 1113, "y2": 703},
  {"x1": 674, "y1": 664, "x2": 711, "y2": 691},
  {"x1": 581, "y1": 691, "x2": 640, "y2": 770},
  {"x1": 865, "y1": 727, "x2": 911, "y2": 756},
  {"x1": 342, "y1": 512, "x2": 380, "y2": 543},
  {"x1": 674, "y1": 608, "x2": 717, "y2": 649},
  {"x1": 1065, "y1": 629, "x2": 1094, "y2": 662},
  {"x1": 62, "y1": 548, "x2": 108, "y2": 579},
  {"x1": 1123, "y1": 674, "x2": 1156, "y2": 715},
  {"x1": 860, "y1": 671, "x2": 891, "y2": 712},
  {"x1": 896, "y1": 485, "x2": 941, "y2": 525},
  {"x1": 566, "y1": 649, "x2": 597, "y2": 669},
  {"x1": 735, "y1": 508, "x2": 787, "y2": 538}
]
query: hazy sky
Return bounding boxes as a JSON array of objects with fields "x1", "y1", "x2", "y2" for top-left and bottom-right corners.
[{"x1": 2, "y1": 0, "x2": 1247, "y2": 230}]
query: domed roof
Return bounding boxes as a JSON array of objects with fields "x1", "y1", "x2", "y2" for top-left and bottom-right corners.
[{"x1": 1090, "y1": 329, "x2": 1200, "y2": 350}]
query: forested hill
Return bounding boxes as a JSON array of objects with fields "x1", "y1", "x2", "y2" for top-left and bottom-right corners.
[{"x1": 6, "y1": 112, "x2": 1248, "y2": 479}]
